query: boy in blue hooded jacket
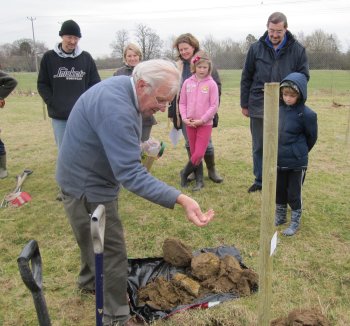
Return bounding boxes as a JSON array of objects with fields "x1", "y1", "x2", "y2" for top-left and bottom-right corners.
[{"x1": 275, "y1": 72, "x2": 318, "y2": 236}]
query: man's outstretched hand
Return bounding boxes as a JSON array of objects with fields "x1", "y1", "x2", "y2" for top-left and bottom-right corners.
[{"x1": 176, "y1": 194, "x2": 214, "y2": 226}]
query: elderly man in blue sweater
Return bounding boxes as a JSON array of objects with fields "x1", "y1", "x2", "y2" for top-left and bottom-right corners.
[{"x1": 56, "y1": 59, "x2": 214, "y2": 326}]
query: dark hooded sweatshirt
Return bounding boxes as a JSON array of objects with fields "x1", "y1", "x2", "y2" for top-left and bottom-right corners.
[{"x1": 37, "y1": 44, "x2": 101, "y2": 120}]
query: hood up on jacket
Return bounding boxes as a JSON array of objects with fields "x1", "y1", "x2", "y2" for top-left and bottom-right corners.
[
  {"x1": 277, "y1": 71, "x2": 318, "y2": 169},
  {"x1": 280, "y1": 72, "x2": 307, "y2": 105}
]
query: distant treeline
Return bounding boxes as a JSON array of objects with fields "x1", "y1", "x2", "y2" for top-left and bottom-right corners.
[{"x1": 1, "y1": 26, "x2": 349, "y2": 71}]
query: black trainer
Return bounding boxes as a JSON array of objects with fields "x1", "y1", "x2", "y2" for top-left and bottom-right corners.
[{"x1": 248, "y1": 184, "x2": 262, "y2": 193}]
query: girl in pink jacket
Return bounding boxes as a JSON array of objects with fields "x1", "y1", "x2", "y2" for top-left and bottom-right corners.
[{"x1": 179, "y1": 51, "x2": 219, "y2": 191}]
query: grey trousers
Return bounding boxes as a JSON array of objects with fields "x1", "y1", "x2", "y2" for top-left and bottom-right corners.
[
  {"x1": 61, "y1": 192, "x2": 130, "y2": 325},
  {"x1": 250, "y1": 117, "x2": 263, "y2": 186}
]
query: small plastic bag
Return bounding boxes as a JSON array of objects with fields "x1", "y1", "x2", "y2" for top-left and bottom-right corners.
[
  {"x1": 169, "y1": 127, "x2": 183, "y2": 147},
  {"x1": 141, "y1": 138, "x2": 165, "y2": 171}
]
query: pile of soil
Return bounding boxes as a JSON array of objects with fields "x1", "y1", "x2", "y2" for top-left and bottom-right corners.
[
  {"x1": 162, "y1": 237, "x2": 193, "y2": 267},
  {"x1": 138, "y1": 238, "x2": 259, "y2": 310},
  {"x1": 271, "y1": 308, "x2": 331, "y2": 326}
]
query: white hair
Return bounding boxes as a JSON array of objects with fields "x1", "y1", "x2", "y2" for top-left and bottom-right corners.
[{"x1": 132, "y1": 59, "x2": 181, "y2": 96}]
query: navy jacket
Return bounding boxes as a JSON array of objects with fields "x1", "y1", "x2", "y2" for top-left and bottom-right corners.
[
  {"x1": 278, "y1": 72, "x2": 318, "y2": 170},
  {"x1": 240, "y1": 30, "x2": 309, "y2": 118}
]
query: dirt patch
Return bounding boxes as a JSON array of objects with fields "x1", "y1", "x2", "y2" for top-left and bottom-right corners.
[
  {"x1": 332, "y1": 100, "x2": 344, "y2": 108},
  {"x1": 271, "y1": 308, "x2": 331, "y2": 326},
  {"x1": 138, "y1": 238, "x2": 258, "y2": 310}
]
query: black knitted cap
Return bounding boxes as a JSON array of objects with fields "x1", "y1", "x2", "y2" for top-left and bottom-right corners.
[{"x1": 59, "y1": 20, "x2": 81, "y2": 38}]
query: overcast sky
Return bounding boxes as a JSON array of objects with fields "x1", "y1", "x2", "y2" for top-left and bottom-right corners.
[{"x1": 2, "y1": 0, "x2": 350, "y2": 58}]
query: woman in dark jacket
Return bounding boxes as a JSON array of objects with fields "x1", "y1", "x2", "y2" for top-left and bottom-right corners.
[
  {"x1": 275, "y1": 72, "x2": 318, "y2": 236},
  {"x1": 114, "y1": 43, "x2": 156, "y2": 141}
]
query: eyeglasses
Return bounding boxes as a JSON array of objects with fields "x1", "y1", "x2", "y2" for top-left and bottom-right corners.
[
  {"x1": 268, "y1": 28, "x2": 285, "y2": 35},
  {"x1": 154, "y1": 96, "x2": 171, "y2": 109}
]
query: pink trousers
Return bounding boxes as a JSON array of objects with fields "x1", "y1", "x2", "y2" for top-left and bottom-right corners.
[{"x1": 186, "y1": 125, "x2": 212, "y2": 166}]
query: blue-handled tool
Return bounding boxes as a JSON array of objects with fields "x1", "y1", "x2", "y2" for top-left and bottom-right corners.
[{"x1": 91, "y1": 205, "x2": 106, "y2": 326}]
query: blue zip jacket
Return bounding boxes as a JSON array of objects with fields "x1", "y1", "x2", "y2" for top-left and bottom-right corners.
[{"x1": 278, "y1": 72, "x2": 318, "y2": 170}]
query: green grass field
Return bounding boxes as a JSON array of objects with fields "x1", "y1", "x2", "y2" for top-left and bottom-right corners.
[{"x1": 0, "y1": 70, "x2": 349, "y2": 325}]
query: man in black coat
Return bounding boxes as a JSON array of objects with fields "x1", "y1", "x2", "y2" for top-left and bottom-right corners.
[{"x1": 240, "y1": 12, "x2": 309, "y2": 193}]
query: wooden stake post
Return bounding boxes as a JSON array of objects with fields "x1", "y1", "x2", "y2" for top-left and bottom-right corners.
[
  {"x1": 346, "y1": 107, "x2": 350, "y2": 145},
  {"x1": 257, "y1": 82, "x2": 280, "y2": 326}
]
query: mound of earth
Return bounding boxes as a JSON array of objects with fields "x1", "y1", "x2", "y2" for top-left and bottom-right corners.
[
  {"x1": 162, "y1": 238, "x2": 193, "y2": 267},
  {"x1": 138, "y1": 238, "x2": 259, "y2": 310},
  {"x1": 138, "y1": 276, "x2": 196, "y2": 310},
  {"x1": 271, "y1": 308, "x2": 331, "y2": 326}
]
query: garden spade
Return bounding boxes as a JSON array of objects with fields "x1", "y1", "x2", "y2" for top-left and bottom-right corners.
[
  {"x1": 17, "y1": 239, "x2": 51, "y2": 326},
  {"x1": 91, "y1": 205, "x2": 106, "y2": 326}
]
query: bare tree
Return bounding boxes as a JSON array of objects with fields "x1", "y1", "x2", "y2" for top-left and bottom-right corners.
[
  {"x1": 0, "y1": 38, "x2": 48, "y2": 71},
  {"x1": 2, "y1": 28, "x2": 348, "y2": 70},
  {"x1": 135, "y1": 24, "x2": 162, "y2": 60},
  {"x1": 18, "y1": 41, "x2": 33, "y2": 71},
  {"x1": 202, "y1": 35, "x2": 220, "y2": 58},
  {"x1": 162, "y1": 35, "x2": 177, "y2": 60},
  {"x1": 240, "y1": 34, "x2": 257, "y2": 54},
  {"x1": 304, "y1": 29, "x2": 332, "y2": 52},
  {"x1": 303, "y1": 29, "x2": 341, "y2": 69},
  {"x1": 0, "y1": 43, "x2": 12, "y2": 57},
  {"x1": 110, "y1": 29, "x2": 129, "y2": 59},
  {"x1": 217, "y1": 38, "x2": 245, "y2": 69}
]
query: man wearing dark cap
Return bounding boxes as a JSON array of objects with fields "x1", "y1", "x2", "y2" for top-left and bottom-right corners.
[
  {"x1": 37, "y1": 19, "x2": 100, "y2": 200},
  {"x1": 38, "y1": 19, "x2": 101, "y2": 149}
]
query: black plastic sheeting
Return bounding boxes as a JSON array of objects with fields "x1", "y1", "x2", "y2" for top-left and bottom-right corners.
[{"x1": 127, "y1": 245, "x2": 257, "y2": 322}]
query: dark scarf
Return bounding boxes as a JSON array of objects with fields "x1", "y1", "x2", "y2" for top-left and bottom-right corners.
[{"x1": 181, "y1": 60, "x2": 192, "y2": 85}]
